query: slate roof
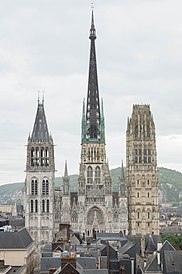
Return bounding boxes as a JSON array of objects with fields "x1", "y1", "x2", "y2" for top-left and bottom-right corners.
[
  {"x1": 30, "y1": 101, "x2": 50, "y2": 142},
  {"x1": 54, "y1": 263, "x2": 79, "y2": 274},
  {"x1": 42, "y1": 244, "x2": 52, "y2": 253},
  {"x1": 118, "y1": 241, "x2": 135, "y2": 259},
  {"x1": 96, "y1": 232, "x2": 124, "y2": 241},
  {"x1": 7, "y1": 266, "x2": 26, "y2": 273},
  {"x1": 82, "y1": 270, "x2": 108, "y2": 274},
  {"x1": 77, "y1": 257, "x2": 97, "y2": 269},
  {"x1": 0, "y1": 228, "x2": 33, "y2": 249},
  {"x1": 40, "y1": 257, "x2": 61, "y2": 273},
  {"x1": 145, "y1": 234, "x2": 157, "y2": 254},
  {"x1": 160, "y1": 240, "x2": 176, "y2": 266},
  {"x1": 163, "y1": 250, "x2": 182, "y2": 273},
  {"x1": 9, "y1": 218, "x2": 25, "y2": 229},
  {"x1": 144, "y1": 253, "x2": 160, "y2": 272}
]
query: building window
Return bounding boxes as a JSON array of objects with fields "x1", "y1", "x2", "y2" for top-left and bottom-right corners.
[
  {"x1": 42, "y1": 179, "x2": 49, "y2": 195},
  {"x1": 147, "y1": 192, "x2": 150, "y2": 198},
  {"x1": 71, "y1": 211, "x2": 78, "y2": 222},
  {"x1": 147, "y1": 124, "x2": 150, "y2": 137},
  {"x1": 46, "y1": 200, "x2": 49, "y2": 212},
  {"x1": 137, "y1": 212, "x2": 140, "y2": 219},
  {"x1": 144, "y1": 148, "x2": 151, "y2": 164},
  {"x1": 137, "y1": 193, "x2": 139, "y2": 198},
  {"x1": 134, "y1": 147, "x2": 142, "y2": 163},
  {"x1": 45, "y1": 147, "x2": 49, "y2": 166},
  {"x1": 135, "y1": 124, "x2": 138, "y2": 138},
  {"x1": 87, "y1": 166, "x2": 93, "y2": 184},
  {"x1": 148, "y1": 212, "x2": 150, "y2": 219},
  {"x1": 30, "y1": 200, "x2": 33, "y2": 212},
  {"x1": 42, "y1": 200, "x2": 45, "y2": 212},
  {"x1": 35, "y1": 199, "x2": 38, "y2": 212},
  {"x1": 31, "y1": 179, "x2": 38, "y2": 195},
  {"x1": 95, "y1": 166, "x2": 101, "y2": 184}
]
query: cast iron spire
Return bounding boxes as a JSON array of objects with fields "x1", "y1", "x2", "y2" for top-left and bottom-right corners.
[{"x1": 84, "y1": 10, "x2": 103, "y2": 141}]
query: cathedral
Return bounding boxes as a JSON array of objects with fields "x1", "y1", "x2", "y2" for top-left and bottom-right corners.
[{"x1": 24, "y1": 11, "x2": 158, "y2": 246}]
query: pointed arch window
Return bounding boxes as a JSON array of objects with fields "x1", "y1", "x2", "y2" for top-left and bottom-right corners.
[
  {"x1": 113, "y1": 211, "x2": 119, "y2": 222},
  {"x1": 136, "y1": 209, "x2": 141, "y2": 219},
  {"x1": 35, "y1": 199, "x2": 38, "y2": 212},
  {"x1": 42, "y1": 179, "x2": 49, "y2": 195},
  {"x1": 46, "y1": 200, "x2": 49, "y2": 212},
  {"x1": 42, "y1": 200, "x2": 45, "y2": 212},
  {"x1": 35, "y1": 147, "x2": 39, "y2": 166},
  {"x1": 134, "y1": 146, "x2": 142, "y2": 163},
  {"x1": 41, "y1": 147, "x2": 44, "y2": 166},
  {"x1": 95, "y1": 166, "x2": 101, "y2": 184},
  {"x1": 144, "y1": 148, "x2": 151, "y2": 164},
  {"x1": 71, "y1": 211, "x2": 78, "y2": 222},
  {"x1": 31, "y1": 148, "x2": 35, "y2": 166},
  {"x1": 135, "y1": 124, "x2": 139, "y2": 138},
  {"x1": 31, "y1": 179, "x2": 38, "y2": 195},
  {"x1": 147, "y1": 124, "x2": 150, "y2": 137},
  {"x1": 30, "y1": 200, "x2": 34, "y2": 213},
  {"x1": 87, "y1": 166, "x2": 93, "y2": 184},
  {"x1": 45, "y1": 147, "x2": 49, "y2": 166}
]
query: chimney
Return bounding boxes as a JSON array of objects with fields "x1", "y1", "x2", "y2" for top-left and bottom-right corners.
[
  {"x1": 157, "y1": 240, "x2": 162, "y2": 265},
  {"x1": 106, "y1": 241, "x2": 110, "y2": 273},
  {"x1": 120, "y1": 265, "x2": 126, "y2": 274},
  {"x1": 49, "y1": 268, "x2": 57, "y2": 274}
]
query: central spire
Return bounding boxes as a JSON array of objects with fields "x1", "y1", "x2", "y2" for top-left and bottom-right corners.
[{"x1": 82, "y1": 10, "x2": 105, "y2": 143}]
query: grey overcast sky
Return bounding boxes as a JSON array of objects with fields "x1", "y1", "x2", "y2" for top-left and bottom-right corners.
[{"x1": 0, "y1": 0, "x2": 182, "y2": 185}]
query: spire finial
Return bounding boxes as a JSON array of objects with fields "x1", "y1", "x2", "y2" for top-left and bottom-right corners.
[
  {"x1": 42, "y1": 90, "x2": 45, "y2": 105},
  {"x1": 38, "y1": 91, "x2": 40, "y2": 104},
  {"x1": 90, "y1": 5, "x2": 96, "y2": 39},
  {"x1": 91, "y1": 2, "x2": 94, "y2": 10}
]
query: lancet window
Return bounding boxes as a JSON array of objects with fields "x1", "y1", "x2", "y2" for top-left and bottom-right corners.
[
  {"x1": 31, "y1": 179, "x2": 38, "y2": 195},
  {"x1": 42, "y1": 179, "x2": 49, "y2": 195},
  {"x1": 87, "y1": 166, "x2": 93, "y2": 184},
  {"x1": 95, "y1": 166, "x2": 101, "y2": 184}
]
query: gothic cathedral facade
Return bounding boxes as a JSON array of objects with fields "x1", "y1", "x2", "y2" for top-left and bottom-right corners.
[
  {"x1": 24, "y1": 12, "x2": 159, "y2": 246},
  {"x1": 60, "y1": 11, "x2": 128, "y2": 237}
]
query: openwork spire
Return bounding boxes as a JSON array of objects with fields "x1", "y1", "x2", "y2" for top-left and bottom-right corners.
[{"x1": 82, "y1": 10, "x2": 105, "y2": 143}]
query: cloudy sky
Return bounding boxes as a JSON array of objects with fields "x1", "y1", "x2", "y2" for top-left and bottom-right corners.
[{"x1": 0, "y1": 0, "x2": 182, "y2": 185}]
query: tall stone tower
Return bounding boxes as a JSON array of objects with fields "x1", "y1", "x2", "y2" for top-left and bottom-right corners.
[
  {"x1": 24, "y1": 98, "x2": 55, "y2": 245},
  {"x1": 75, "y1": 11, "x2": 114, "y2": 237},
  {"x1": 126, "y1": 105, "x2": 159, "y2": 235}
]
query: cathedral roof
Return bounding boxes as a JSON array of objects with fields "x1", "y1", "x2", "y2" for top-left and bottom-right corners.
[{"x1": 30, "y1": 99, "x2": 50, "y2": 142}]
